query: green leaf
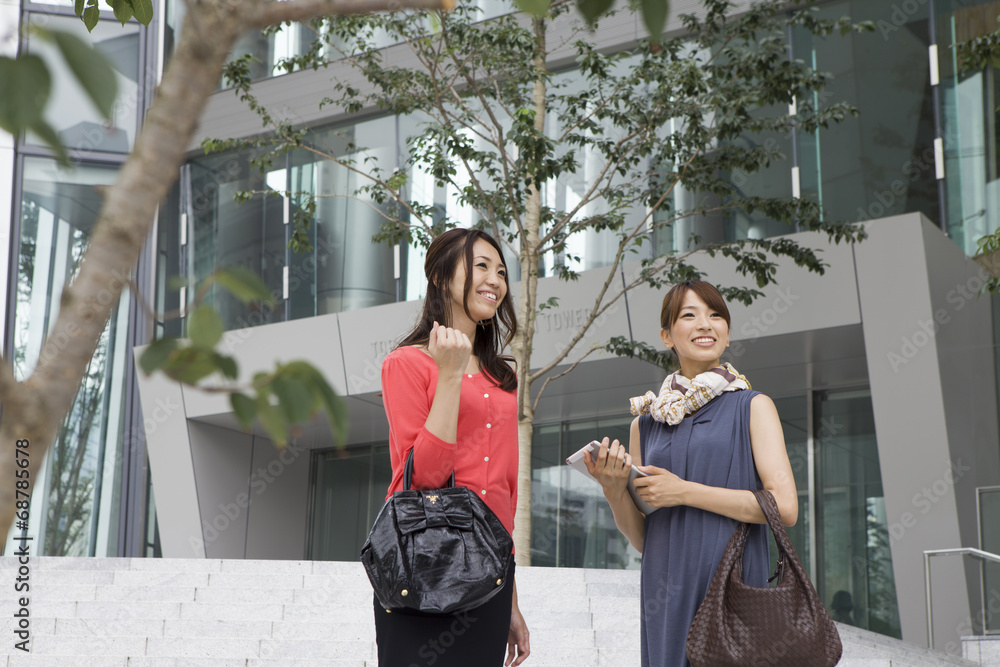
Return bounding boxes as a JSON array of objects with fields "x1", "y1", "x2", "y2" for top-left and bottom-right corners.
[
  {"x1": 130, "y1": 0, "x2": 153, "y2": 26},
  {"x1": 110, "y1": 0, "x2": 133, "y2": 25},
  {"x1": 213, "y1": 353, "x2": 239, "y2": 380},
  {"x1": 46, "y1": 29, "x2": 119, "y2": 119},
  {"x1": 282, "y1": 360, "x2": 347, "y2": 445},
  {"x1": 640, "y1": 0, "x2": 668, "y2": 45},
  {"x1": 255, "y1": 394, "x2": 289, "y2": 447},
  {"x1": 29, "y1": 120, "x2": 68, "y2": 165},
  {"x1": 167, "y1": 275, "x2": 190, "y2": 291},
  {"x1": 272, "y1": 374, "x2": 316, "y2": 424},
  {"x1": 575, "y1": 0, "x2": 613, "y2": 26},
  {"x1": 139, "y1": 338, "x2": 179, "y2": 374},
  {"x1": 230, "y1": 392, "x2": 256, "y2": 429},
  {"x1": 0, "y1": 55, "x2": 51, "y2": 136},
  {"x1": 312, "y1": 373, "x2": 348, "y2": 446},
  {"x1": 75, "y1": 0, "x2": 85, "y2": 17},
  {"x1": 187, "y1": 304, "x2": 224, "y2": 348},
  {"x1": 83, "y1": 5, "x2": 100, "y2": 31},
  {"x1": 514, "y1": 0, "x2": 551, "y2": 18},
  {"x1": 213, "y1": 267, "x2": 275, "y2": 305},
  {"x1": 164, "y1": 348, "x2": 216, "y2": 384}
]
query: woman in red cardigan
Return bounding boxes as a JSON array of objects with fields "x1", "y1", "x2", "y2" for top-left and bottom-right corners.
[{"x1": 376, "y1": 228, "x2": 530, "y2": 667}]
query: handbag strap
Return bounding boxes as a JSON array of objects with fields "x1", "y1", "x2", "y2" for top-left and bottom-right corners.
[
  {"x1": 752, "y1": 489, "x2": 793, "y2": 554},
  {"x1": 403, "y1": 448, "x2": 456, "y2": 491},
  {"x1": 750, "y1": 488, "x2": 810, "y2": 584}
]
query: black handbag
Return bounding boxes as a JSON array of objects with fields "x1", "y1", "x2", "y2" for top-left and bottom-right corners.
[
  {"x1": 686, "y1": 489, "x2": 842, "y2": 667},
  {"x1": 360, "y1": 449, "x2": 514, "y2": 615}
]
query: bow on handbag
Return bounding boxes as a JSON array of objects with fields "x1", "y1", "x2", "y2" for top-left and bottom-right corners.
[
  {"x1": 686, "y1": 489, "x2": 843, "y2": 667},
  {"x1": 360, "y1": 449, "x2": 513, "y2": 615}
]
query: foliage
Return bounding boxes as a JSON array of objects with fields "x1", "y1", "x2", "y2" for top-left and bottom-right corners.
[
  {"x1": 974, "y1": 229, "x2": 1000, "y2": 294},
  {"x1": 955, "y1": 14, "x2": 1000, "y2": 75},
  {"x1": 75, "y1": 0, "x2": 154, "y2": 31},
  {"x1": 138, "y1": 267, "x2": 348, "y2": 448},
  {"x1": 605, "y1": 336, "x2": 675, "y2": 372},
  {"x1": 958, "y1": 13, "x2": 1000, "y2": 294},
  {"x1": 0, "y1": 26, "x2": 122, "y2": 163},
  {"x1": 216, "y1": 0, "x2": 870, "y2": 339}
]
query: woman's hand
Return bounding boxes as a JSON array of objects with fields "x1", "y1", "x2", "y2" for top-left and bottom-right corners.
[
  {"x1": 583, "y1": 437, "x2": 632, "y2": 496},
  {"x1": 506, "y1": 599, "x2": 530, "y2": 665},
  {"x1": 427, "y1": 321, "x2": 472, "y2": 379},
  {"x1": 632, "y1": 465, "x2": 688, "y2": 509}
]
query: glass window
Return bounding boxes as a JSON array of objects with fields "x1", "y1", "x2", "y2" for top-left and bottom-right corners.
[
  {"x1": 937, "y1": 0, "x2": 1000, "y2": 253},
  {"x1": 180, "y1": 116, "x2": 405, "y2": 332},
  {"x1": 25, "y1": 14, "x2": 141, "y2": 153},
  {"x1": 774, "y1": 395, "x2": 810, "y2": 570},
  {"x1": 309, "y1": 444, "x2": 391, "y2": 560},
  {"x1": 814, "y1": 388, "x2": 901, "y2": 638},
  {"x1": 794, "y1": 0, "x2": 937, "y2": 229},
  {"x1": 15, "y1": 156, "x2": 130, "y2": 556},
  {"x1": 530, "y1": 417, "x2": 641, "y2": 569}
]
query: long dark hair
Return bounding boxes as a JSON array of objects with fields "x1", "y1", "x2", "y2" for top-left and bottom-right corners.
[{"x1": 397, "y1": 228, "x2": 518, "y2": 391}]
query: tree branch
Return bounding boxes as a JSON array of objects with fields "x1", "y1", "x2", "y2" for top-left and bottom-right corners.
[
  {"x1": 530, "y1": 345, "x2": 600, "y2": 414},
  {"x1": 0, "y1": 355, "x2": 20, "y2": 408}
]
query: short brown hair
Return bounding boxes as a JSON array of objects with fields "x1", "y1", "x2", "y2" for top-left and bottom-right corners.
[{"x1": 660, "y1": 280, "x2": 731, "y2": 331}]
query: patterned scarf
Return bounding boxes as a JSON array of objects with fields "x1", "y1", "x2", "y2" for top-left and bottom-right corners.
[{"x1": 629, "y1": 363, "x2": 751, "y2": 425}]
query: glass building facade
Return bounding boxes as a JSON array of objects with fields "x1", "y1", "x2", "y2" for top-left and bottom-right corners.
[
  {"x1": 4, "y1": 1, "x2": 155, "y2": 557},
  {"x1": 5, "y1": 0, "x2": 1000, "y2": 646}
]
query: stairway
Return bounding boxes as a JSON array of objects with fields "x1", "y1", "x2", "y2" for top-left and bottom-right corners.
[{"x1": 0, "y1": 556, "x2": 987, "y2": 666}]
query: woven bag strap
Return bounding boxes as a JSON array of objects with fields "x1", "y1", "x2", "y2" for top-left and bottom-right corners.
[
  {"x1": 752, "y1": 489, "x2": 793, "y2": 553},
  {"x1": 752, "y1": 488, "x2": 813, "y2": 585}
]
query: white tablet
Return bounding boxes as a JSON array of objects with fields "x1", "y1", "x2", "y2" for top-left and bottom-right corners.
[{"x1": 565, "y1": 440, "x2": 657, "y2": 515}]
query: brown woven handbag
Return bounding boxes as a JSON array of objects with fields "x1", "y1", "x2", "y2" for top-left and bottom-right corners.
[{"x1": 686, "y1": 489, "x2": 842, "y2": 667}]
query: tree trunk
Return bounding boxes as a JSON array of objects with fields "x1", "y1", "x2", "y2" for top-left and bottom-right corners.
[{"x1": 510, "y1": 16, "x2": 548, "y2": 566}]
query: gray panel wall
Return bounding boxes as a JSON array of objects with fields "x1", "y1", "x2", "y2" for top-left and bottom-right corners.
[
  {"x1": 853, "y1": 213, "x2": 994, "y2": 650},
  {"x1": 244, "y1": 434, "x2": 311, "y2": 560},
  {"x1": 187, "y1": 420, "x2": 254, "y2": 559},
  {"x1": 134, "y1": 366, "x2": 205, "y2": 558},
  {"x1": 922, "y1": 221, "x2": 1000, "y2": 650}
]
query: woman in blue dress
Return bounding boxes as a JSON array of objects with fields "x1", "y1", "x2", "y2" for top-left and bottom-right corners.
[{"x1": 585, "y1": 280, "x2": 798, "y2": 667}]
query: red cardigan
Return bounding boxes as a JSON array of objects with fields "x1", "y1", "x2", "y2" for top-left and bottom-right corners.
[{"x1": 381, "y1": 345, "x2": 518, "y2": 537}]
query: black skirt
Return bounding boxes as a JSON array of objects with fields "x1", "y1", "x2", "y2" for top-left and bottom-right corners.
[{"x1": 373, "y1": 560, "x2": 516, "y2": 667}]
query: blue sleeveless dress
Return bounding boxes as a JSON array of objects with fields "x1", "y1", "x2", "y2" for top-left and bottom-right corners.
[{"x1": 638, "y1": 389, "x2": 770, "y2": 667}]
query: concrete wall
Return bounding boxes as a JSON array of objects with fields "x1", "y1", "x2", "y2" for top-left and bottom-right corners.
[{"x1": 853, "y1": 214, "x2": 1000, "y2": 650}]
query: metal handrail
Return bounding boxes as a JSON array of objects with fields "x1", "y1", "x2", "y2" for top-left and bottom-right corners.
[{"x1": 924, "y1": 547, "x2": 1000, "y2": 649}]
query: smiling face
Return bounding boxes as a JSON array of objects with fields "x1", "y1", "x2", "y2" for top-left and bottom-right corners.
[
  {"x1": 446, "y1": 238, "x2": 508, "y2": 332},
  {"x1": 661, "y1": 289, "x2": 730, "y2": 376}
]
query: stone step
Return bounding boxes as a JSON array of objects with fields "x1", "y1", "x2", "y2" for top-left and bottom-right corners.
[
  {"x1": 3, "y1": 557, "x2": 992, "y2": 667},
  {"x1": 837, "y1": 624, "x2": 978, "y2": 667},
  {"x1": 6, "y1": 659, "x2": 372, "y2": 667},
  {"x1": 964, "y1": 635, "x2": 1000, "y2": 665},
  {"x1": 15, "y1": 636, "x2": 377, "y2": 661}
]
